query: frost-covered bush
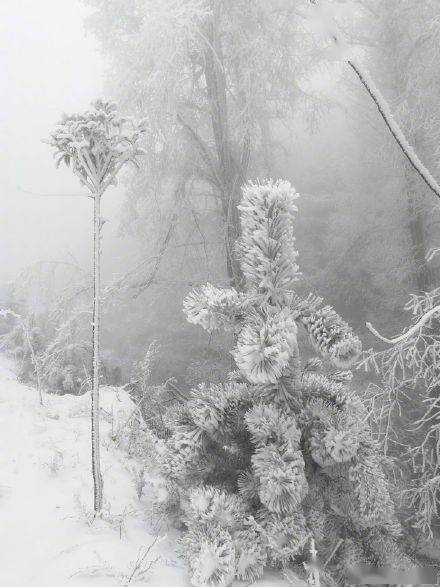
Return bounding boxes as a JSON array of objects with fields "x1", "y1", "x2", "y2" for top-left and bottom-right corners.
[
  {"x1": 1, "y1": 262, "x2": 95, "y2": 396},
  {"x1": 40, "y1": 309, "x2": 92, "y2": 395},
  {"x1": 2, "y1": 310, "x2": 90, "y2": 395},
  {"x1": 363, "y1": 286, "x2": 440, "y2": 536},
  {"x1": 152, "y1": 180, "x2": 411, "y2": 585},
  {"x1": 127, "y1": 342, "x2": 172, "y2": 437}
]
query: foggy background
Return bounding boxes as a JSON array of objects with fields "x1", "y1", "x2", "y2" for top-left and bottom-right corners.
[
  {"x1": 0, "y1": 0, "x2": 122, "y2": 286},
  {"x1": 1, "y1": 4, "x2": 440, "y2": 582},
  {"x1": 2, "y1": 0, "x2": 440, "y2": 385}
]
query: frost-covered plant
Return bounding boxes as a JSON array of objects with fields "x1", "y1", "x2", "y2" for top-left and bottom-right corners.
[
  {"x1": 363, "y1": 286, "x2": 440, "y2": 536},
  {"x1": 5, "y1": 261, "x2": 95, "y2": 397},
  {"x1": 40, "y1": 306, "x2": 92, "y2": 396},
  {"x1": 47, "y1": 99, "x2": 146, "y2": 193},
  {"x1": 47, "y1": 99, "x2": 145, "y2": 514},
  {"x1": 127, "y1": 341, "x2": 183, "y2": 440},
  {"x1": 152, "y1": 179, "x2": 410, "y2": 586},
  {"x1": 0, "y1": 309, "x2": 46, "y2": 404}
]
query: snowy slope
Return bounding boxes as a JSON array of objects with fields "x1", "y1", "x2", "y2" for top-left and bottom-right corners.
[
  {"x1": 0, "y1": 356, "x2": 185, "y2": 587},
  {"x1": 0, "y1": 357, "x2": 293, "y2": 587}
]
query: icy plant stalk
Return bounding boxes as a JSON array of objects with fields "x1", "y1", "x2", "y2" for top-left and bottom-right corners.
[
  {"x1": 46, "y1": 100, "x2": 145, "y2": 514},
  {"x1": 92, "y1": 186, "x2": 102, "y2": 513}
]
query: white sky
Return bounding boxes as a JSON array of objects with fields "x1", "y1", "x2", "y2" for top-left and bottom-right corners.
[{"x1": 0, "y1": 0, "x2": 125, "y2": 286}]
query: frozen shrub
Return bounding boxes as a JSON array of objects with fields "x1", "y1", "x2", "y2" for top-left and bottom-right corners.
[{"x1": 152, "y1": 180, "x2": 410, "y2": 586}]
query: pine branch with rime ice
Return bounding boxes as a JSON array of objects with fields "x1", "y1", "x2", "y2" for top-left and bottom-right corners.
[{"x1": 151, "y1": 178, "x2": 407, "y2": 586}]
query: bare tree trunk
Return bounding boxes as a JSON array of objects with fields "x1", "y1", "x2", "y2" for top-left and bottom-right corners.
[
  {"x1": 204, "y1": 3, "x2": 246, "y2": 288},
  {"x1": 260, "y1": 114, "x2": 274, "y2": 176},
  {"x1": 23, "y1": 320, "x2": 43, "y2": 406},
  {"x1": 406, "y1": 170, "x2": 433, "y2": 293},
  {"x1": 92, "y1": 190, "x2": 103, "y2": 515}
]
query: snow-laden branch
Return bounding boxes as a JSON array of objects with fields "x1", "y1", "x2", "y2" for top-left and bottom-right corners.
[
  {"x1": 347, "y1": 60, "x2": 440, "y2": 200},
  {"x1": 366, "y1": 304, "x2": 440, "y2": 344},
  {"x1": 308, "y1": 0, "x2": 440, "y2": 201},
  {"x1": 0, "y1": 308, "x2": 20, "y2": 320}
]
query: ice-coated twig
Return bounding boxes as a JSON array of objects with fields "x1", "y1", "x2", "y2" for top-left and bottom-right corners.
[
  {"x1": 323, "y1": 538, "x2": 343, "y2": 569},
  {"x1": 347, "y1": 59, "x2": 440, "y2": 200},
  {"x1": 308, "y1": 0, "x2": 440, "y2": 201},
  {"x1": 366, "y1": 304, "x2": 440, "y2": 345}
]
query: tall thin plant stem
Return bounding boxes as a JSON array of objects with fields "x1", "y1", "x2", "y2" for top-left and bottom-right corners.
[
  {"x1": 91, "y1": 188, "x2": 103, "y2": 514},
  {"x1": 47, "y1": 100, "x2": 145, "y2": 517}
]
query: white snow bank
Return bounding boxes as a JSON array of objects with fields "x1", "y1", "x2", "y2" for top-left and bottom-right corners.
[{"x1": 0, "y1": 356, "x2": 186, "y2": 587}]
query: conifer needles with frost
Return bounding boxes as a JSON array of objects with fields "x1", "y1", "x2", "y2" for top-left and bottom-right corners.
[{"x1": 152, "y1": 179, "x2": 412, "y2": 585}]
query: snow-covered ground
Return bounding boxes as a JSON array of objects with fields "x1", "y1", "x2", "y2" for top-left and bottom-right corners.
[
  {"x1": 0, "y1": 356, "x2": 184, "y2": 587},
  {"x1": 0, "y1": 357, "x2": 292, "y2": 587}
]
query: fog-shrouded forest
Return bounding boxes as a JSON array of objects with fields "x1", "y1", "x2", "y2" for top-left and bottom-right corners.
[{"x1": 1, "y1": 1, "x2": 440, "y2": 586}]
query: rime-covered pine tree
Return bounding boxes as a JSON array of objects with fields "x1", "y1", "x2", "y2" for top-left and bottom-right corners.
[
  {"x1": 46, "y1": 100, "x2": 145, "y2": 514},
  {"x1": 152, "y1": 179, "x2": 412, "y2": 585}
]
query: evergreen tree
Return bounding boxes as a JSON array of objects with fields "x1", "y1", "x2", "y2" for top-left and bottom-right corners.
[{"x1": 152, "y1": 179, "x2": 411, "y2": 585}]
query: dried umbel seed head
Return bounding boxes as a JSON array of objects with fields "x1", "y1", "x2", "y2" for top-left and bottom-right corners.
[{"x1": 46, "y1": 99, "x2": 146, "y2": 192}]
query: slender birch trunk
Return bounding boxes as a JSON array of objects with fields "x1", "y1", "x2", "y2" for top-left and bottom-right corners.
[{"x1": 91, "y1": 189, "x2": 103, "y2": 514}]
